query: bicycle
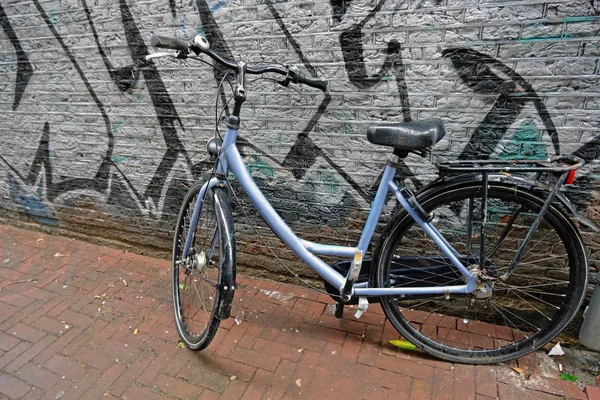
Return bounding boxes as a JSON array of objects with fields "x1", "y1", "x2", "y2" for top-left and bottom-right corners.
[{"x1": 146, "y1": 34, "x2": 591, "y2": 364}]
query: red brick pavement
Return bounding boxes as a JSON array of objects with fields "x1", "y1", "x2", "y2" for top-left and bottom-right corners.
[{"x1": 0, "y1": 224, "x2": 592, "y2": 399}]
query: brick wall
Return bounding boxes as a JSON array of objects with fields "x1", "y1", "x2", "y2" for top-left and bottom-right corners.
[{"x1": 1, "y1": 0, "x2": 599, "y2": 278}]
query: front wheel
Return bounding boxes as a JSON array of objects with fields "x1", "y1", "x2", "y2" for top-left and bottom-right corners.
[
  {"x1": 374, "y1": 182, "x2": 587, "y2": 364},
  {"x1": 172, "y1": 181, "x2": 235, "y2": 350}
]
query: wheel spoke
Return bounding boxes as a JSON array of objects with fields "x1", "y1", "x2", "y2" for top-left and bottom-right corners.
[
  {"x1": 378, "y1": 183, "x2": 584, "y2": 362},
  {"x1": 172, "y1": 186, "x2": 228, "y2": 351}
]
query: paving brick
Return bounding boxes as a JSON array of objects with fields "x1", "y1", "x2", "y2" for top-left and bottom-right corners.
[
  {"x1": 15, "y1": 363, "x2": 61, "y2": 390},
  {"x1": 522, "y1": 376, "x2": 587, "y2": 399},
  {"x1": 218, "y1": 378, "x2": 247, "y2": 400},
  {"x1": 376, "y1": 353, "x2": 434, "y2": 381},
  {"x1": 31, "y1": 316, "x2": 69, "y2": 336},
  {"x1": 55, "y1": 309, "x2": 94, "y2": 329},
  {"x1": 213, "y1": 323, "x2": 249, "y2": 359},
  {"x1": 0, "y1": 341, "x2": 31, "y2": 370},
  {"x1": 135, "y1": 341, "x2": 181, "y2": 386},
  {"x1": 236, "y1": 323, "x2": 264, "y2": 349},
  {"x1": 201, "y1": 357, "x2": 257, "y2": 382},
  {"x1": 58, "y1": 368, "x2": 101, "y2": 400},
  {"x1": 32, "y1": 327, "x2": 82, "y2": 365},
  {"x1": 154, "y1": 373, "x2": 203, "y2": 399},
  {"x1": 1, "y1": 226, "x2": 593, "y2": 400},
  {"x1": 0, "y1": 302, "x2": 19, "y2": 325},
  {"x1": 21, "y1": 287, "x2": 58, "y2": 302},
  {"x1": 475, "y1": 365, "x2": 497, "y2": 398},
  {"x1": 0, "y1": 331, "x2": 21, "y2": 351},
  {"x1": 252, "y1": 338, "x2": 301, "y2": 362},
  {"x1": 454, "y1": 363, "x2": 476, "y2": 400},
  {"x1": 433, "y1": 367, "x2": 454, "y2": 400},
  {"x1": 241, "y1": 369, "x2": 271, "y2": 400},
  {"x1": 58, "y1": 319, "x2": 108, "y2": 357},
  {"x1": 497, "y1": 383, "x2": 564, "y2": 400},
  {"x1": 4, "y1": 334, "x2": 56, "y2": 373},
  {"x1": 0, "y1": 292, "x2": 37, "y2": 308},
  {"x1": 0, "y1": 300, "x2": 45, "y2": 332},
  {"x1": 229, "y1": 346, "x2": 281, "y2": 372},
  {"x1": 0, "y1": 373, "x2": 32, "y2": 399},
  {"x1": 44, "y1": 354, "x2": 89, "y2": 380},
  {"x1": 410, "y1": 378, "x2": 433, "y2": 400},
  {"x1": 587, "y1": 386, "x2": 600, "y2": 400},
  {"x1": 340, "y1": 333, "x2": 361, "y2": 362},
  {"x1": 357, "y1": 325, "x2": 382, "y2": 366},
  {"x1": 7, "y1": 323, "x2": 46, "y2": 343},
  {"x1": 71, "y1": 345, "x2": 116, "y2": 370},
  {"x1": 106, "y1": 351, "x2": 155, "y2": 396},
  {"x1": 178, "y1": 360, "x2": 231, "y2": 393},
  {"x1": 80, "y1": 363, "x2": 127, "y2": 399},
  {"x1": 121, "y1": 384, "x2": 172, "y2": 400},
  {"x1": 266, "y1": 359, "x2": 298, "y2": 399}
]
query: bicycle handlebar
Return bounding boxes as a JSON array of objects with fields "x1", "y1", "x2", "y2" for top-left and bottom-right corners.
[
  {"x1": 148, "y1": 34, "x2": 329, "y2": 92},
  {"x1": 150, "y1": 35, "x2": 190, "y2": 52}
]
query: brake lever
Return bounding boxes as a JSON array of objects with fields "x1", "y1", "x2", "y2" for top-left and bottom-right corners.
[
  {"x1": 276, "y1": 65, "x2": 298, "y2": 87},
  {"x1": 277, "y1": 76, "x2": 291, "y2": 87}
]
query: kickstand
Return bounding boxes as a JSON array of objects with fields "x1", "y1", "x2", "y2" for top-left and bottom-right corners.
[{"x1": 335, "y1": 302, "x2": 344, "y2": 319}]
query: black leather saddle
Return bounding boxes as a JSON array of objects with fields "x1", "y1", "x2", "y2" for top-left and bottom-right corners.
[{"x1": 367, "y1": 119, "x2": 446, "y2": 151}]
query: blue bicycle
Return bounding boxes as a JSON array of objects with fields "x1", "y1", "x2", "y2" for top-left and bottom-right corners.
[{"x1": 147, "y1": 34, "x2": 589, "y2": 364}]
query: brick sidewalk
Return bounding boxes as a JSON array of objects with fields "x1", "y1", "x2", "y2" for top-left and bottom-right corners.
[{"x1": 0, "y1": 224, "x2": 593, "y2": 399}]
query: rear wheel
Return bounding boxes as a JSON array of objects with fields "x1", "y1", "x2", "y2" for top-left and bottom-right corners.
[
  {"x1": 375, "y1": 182, "x2": 587, "y2": 364},
  {"x1": 172, "y1": 181, "x2": 233, "y2": 350}
]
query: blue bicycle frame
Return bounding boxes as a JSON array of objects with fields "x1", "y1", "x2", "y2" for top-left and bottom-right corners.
[{"x1": 183, "y1": 125, "x2": 478, "y2": 298}]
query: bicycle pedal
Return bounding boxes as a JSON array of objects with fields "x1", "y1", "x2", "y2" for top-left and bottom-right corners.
[{"x1": 354, "y1": 297, "x2": 369, "y2": 319}]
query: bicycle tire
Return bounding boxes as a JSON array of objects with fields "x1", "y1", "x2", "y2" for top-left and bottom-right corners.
[
  {"x1": 172, "y1": 181, "x2": 235, "y2": 350},
  {"x1": 374, "y1": 181, "x2": 587, "y2": 364}
]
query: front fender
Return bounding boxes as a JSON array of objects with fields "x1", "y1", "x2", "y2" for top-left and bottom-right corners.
[{"x1": 213, "y1": 187, "x2": 236, "y2": 319}]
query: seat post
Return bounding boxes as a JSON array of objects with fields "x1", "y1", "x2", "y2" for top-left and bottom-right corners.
[{"x1": 393, "y1": 148, "x2": 409, "y2": 158}]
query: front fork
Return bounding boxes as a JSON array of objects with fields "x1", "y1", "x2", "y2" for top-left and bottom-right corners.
[{"x1": 182, "y1": 177, "x2": 225, "y2": 260}]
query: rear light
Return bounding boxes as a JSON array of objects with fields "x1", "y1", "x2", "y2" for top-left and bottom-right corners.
[{"x1": 565, "y1": 170, "x2": 576, "y2": 185}]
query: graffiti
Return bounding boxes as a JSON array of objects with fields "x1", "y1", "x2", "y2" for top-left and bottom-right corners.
[
  {"x1": 83, "y1": 0, "x2": 140, "y2": 93},
  {"x1": 266, "y1": 0, "x2": 317, "y2": 77},
  {"x1": 23, "y1": 0, "x2": 115, "y2": 200},
  {"x1": 0, "y1": 123, "x2": 54, "y2": 224},
  {"x1": 442, "y1": 48, "x2": 560, "y2": 160},
  {"x1": 0, "y1": 4, "x2": 33, "y2": 111},
  {"x1": 1, "y1": 0, "x2": 599, "y2": 247}
]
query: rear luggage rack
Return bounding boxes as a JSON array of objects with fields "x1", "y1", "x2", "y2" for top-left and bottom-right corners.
[{"x1": 436, "y1": 155, "x2": 583, "y2": 175}]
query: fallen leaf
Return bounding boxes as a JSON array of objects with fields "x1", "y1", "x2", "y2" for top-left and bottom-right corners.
[
  {"x1": 559, "y1": 373, "x2": 577, "y2": 382},
  {"x1": 389, "y1": 340, "x2": 417, "y2": 350},
  {"x1": 512, "y1": 367, "x2": 523, "y2": 374},
  {"x1": 177, "y1": 341, "x2": 186, "y2": 348}
]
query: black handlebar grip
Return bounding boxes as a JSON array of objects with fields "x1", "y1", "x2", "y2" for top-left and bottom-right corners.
[
  {"x1": 150, "y1": 35, "x2": 190, "y2": 51},
  {"x1": 297, "y1": 74, "x2": 329, "y2": 92}
]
